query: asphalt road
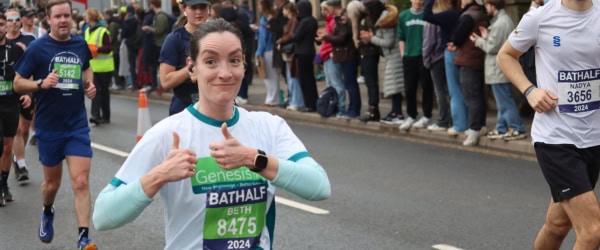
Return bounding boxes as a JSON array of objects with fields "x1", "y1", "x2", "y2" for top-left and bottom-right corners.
[{"x1": 0, "y1": 95, "x2": 581, "y2": 249}]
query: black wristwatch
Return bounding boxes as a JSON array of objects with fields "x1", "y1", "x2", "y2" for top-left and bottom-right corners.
[
  {"x1": 251, "y1": 149, "x2": 268, "y2": 173},
  {"x1": 36, "y1": 79, "x2": 43, "y2": 90}
]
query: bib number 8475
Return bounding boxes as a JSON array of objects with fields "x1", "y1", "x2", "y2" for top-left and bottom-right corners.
[
  {"x1": 217, "y1": 217, "x2": 257, "y2": 237},
  {"x1": 567, "y1": 89, "x2": 592, "y2": 103}
]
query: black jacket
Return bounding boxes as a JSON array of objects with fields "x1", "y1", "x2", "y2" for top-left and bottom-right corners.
[{"x1": 292, "y1": 1, "x2": 317, "y2": 56}]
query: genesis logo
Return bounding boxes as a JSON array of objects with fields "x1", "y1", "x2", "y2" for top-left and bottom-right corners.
[{"x1": 553, "y1": 36, "x2": 561, "y2": 47}]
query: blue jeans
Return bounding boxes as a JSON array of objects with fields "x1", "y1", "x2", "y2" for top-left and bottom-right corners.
[
  {"x1": 491, "y1": 83, "x2": 526, "y2": 133},
  {"x1": 324, "y1": 58, "x2": 346, "y2": 113},
  {"x1": 286, "y1": 63, "x2": 304, "y2": 108},
  {"x1": 341, "y1": 60, "x2": 360, "y2": 116},
  {"x1": 444, "y1": 50, "x2": 468, "y2": 131}
]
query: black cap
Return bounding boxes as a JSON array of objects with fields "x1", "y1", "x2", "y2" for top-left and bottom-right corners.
[
  {"x1": 184, "y1": 0, "x2": 211, "y2": 5},
  {"x1": 326, "y1": 0, "x2": 341, "y2": 7},
  {"x1": 20, "y1": 7, "x2": 35, "y2": 17}
]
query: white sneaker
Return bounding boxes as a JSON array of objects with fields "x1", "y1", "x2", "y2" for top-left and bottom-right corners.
[
  {"x1": 235, "y1": 96, "x2": 248, "y2": 105},
  {"x1": 427, "y1": 124, "x2": 448, "y2": 131},
  {"x1": 399, "y1": 117, "x2": 415, "y2": 131},
  {"x1": 412, "y1": 117, "x2": 431, "y2": 128},
  {"x1": 447, "y1": 127, "x2": 461, "y2": 135},
  {"x1": 463, "y1": 129, "x2": 480, "y2": 146},
  {"x1": 357, "y1": 76, "x2": 365, "y2": 84}
]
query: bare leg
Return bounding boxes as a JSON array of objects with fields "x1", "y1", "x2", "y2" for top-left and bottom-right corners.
[
  {"x1": 13, "y1": 116, "x2": 31, "y2": 166},
  {"x1": 1, "y1": 137, "x2": 14, "y2": 173},
  {"x1": 66, "y1": 156, "x2": 92, "y2": 228},
  {"x1": 562, "y1": 191, "x2": 600, "y2": 250},
  {"x1": 533, "y1": 199, "x2": 572, "y2": 250},
  {"x1": 41, "y1": 162, "x2": 62, "y2": 206}
]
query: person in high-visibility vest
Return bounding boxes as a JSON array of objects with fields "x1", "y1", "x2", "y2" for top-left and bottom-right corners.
[{"x1": 84, "y1": 8, "x2": 114, "y2": 125}]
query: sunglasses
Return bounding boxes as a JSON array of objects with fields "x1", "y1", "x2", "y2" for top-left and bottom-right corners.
[{"x1": 7, "y1": 17, "x2": 20, "y2": 22}]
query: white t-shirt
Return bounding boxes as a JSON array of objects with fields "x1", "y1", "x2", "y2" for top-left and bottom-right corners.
[
  {"x1": 113, "y1": 105, "x2": 308, "y2": 250},
  {"x1": 508, "y1": 0, "x2": 600, "y2": 148}
]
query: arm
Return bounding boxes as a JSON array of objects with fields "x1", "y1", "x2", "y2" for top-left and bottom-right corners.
[
  {"x1": 369, "y1": 28, "x2": 396, "y2": 49},
  {"x1": 92, "y1": 179, "x2": 153, "y2": 230},
  {"x1": 96, "y1": 30, "x2": 113, "y2": 54},
  {"x1": 497, "y1": 41, "x2": 557, "y2": 112},
  {"x1": 271, "y1": 157, "x2": 331, "y2": 201},
  {"x1": 474, "y1": 23, "x2": 511, "y2": 54},
  {"x1": 159, "y1": 63, "x2": 190, "y2": 90},
  {"x1": 14, "y1": 73, "x2": 39, "y2": 93},
  {"x1": 146, "y1": 13, "x2": 169, "y2": 35},
  {"x1": 322, "y1": 20, "x2": 351, "y2": 45}
]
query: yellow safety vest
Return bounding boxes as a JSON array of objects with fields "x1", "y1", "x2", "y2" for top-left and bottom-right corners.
[{"x1": 85, "y1": 27, "x2": 114, "y2": 73}]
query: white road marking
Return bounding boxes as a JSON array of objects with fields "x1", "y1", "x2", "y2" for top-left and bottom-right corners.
[
  {"x1": 92, "y1": 142, "x2": 330, "y2": 215},
  {"x1": 432, "y1": 244, "x2": 465, "y2": 250},
  {"x1": 91, "y1": 142, "x2": 130, "y2": 158},
  {"x1": 275, "y1": 196, "x2": 330, "y2": 215}
]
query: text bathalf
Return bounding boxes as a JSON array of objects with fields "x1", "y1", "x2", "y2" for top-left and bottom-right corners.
[{"x1": 558, "y1": 68, "x2": 600, "y2": 82}]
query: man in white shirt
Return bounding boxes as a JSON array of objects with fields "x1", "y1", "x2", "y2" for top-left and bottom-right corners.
[{"x1": 497, "y1": 0, "x2": 600, "y2": 248}]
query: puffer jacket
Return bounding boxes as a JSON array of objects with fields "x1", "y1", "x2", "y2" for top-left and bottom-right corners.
[{"x1": 369, "y1": 5, "x2": 404, "y2": 97}]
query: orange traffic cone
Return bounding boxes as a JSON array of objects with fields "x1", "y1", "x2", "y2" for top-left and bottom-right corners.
[{"x1": 137, "y1": 89, "x2": 152, "y2": 142}]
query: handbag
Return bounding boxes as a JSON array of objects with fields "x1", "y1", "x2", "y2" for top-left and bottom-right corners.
[{"x1": 280, "y1": 43, "x2": 294, "y2": 54}]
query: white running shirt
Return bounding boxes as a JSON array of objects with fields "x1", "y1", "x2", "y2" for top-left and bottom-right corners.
[
  {"x1": 508, "y1": 0, "x2": 600, "y2": 148},
  {"x1": 113, "y1": 106, "x2": 308, "y2": 250}
]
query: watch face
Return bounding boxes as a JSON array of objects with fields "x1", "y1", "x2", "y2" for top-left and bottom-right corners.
[{"x1": 254, "y1": 154, "x2": 268, "y2": 172}]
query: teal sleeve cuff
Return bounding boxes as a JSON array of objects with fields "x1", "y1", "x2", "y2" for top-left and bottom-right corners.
[
  {"x1": 271, "y1": 157, "x2": 331, "y2": 201},
  {"x1": 93, "y1": 178, "x2": 153, "y2": 231}
]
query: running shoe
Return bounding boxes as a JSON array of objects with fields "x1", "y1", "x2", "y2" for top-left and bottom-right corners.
[
  {"x1": 39, "y1": 207, "x2": 54, "y2": 243},
  {"x1": 15, "y1": 166, "x2": 29, "y2": 182},
  {"x1": 1, "y1": 185, "x2": 14, "y2": 203},
  {"x1": 77, "y1": 237, "x2": 97, "y2": 250}
]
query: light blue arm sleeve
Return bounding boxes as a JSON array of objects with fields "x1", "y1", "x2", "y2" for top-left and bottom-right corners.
[
  {"x1": 271, "y1": 156, "x2": 331, "y2": 201},
  {"x1": 92, "y1": 178, "x2": 153, "y2": 231}
]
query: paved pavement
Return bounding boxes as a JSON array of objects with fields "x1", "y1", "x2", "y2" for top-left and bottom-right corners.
[{"x1": 111, "y1": 75, "x2": 536, "y2": 159}]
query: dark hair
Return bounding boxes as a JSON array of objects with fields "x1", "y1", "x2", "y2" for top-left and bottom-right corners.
[
  {"x1": 363, "y1": 0, "x2": 384, "y2": 24},
  {"x1": 46, "y1": 0, "x2": 72, "y2": 16},
  {"x1": 150, "y1": 0, "x2": 162, "y2": 8},
  {"x1": 0, "y1": 13, "x2": 5, "y2": 21},
  {"x1": 282, "y1": 2, "x2": 298, "y2": 17},
  {"x1": 189, "y1": 18, "x2": 244, "y2": 62},
  {"x1": 259, "y1": 0, "x2": 275, "y2": 16},
  {"x1": 484, "y1": 0, "x2": 505, "y2": 9}
]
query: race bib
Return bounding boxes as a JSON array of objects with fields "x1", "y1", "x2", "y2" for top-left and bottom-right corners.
[
  {"x1": 192, "y1": 157, "x2": 268, "y2": 250},
  {"x1": 0, "y1": 80, "x2": 13, "y2": 96},
  {"x1": 557, "y1": 69, "x2": 600, "y2": 113},
  {"x1": 53, "y1": 63, "x2": 81, "y2": 90}
]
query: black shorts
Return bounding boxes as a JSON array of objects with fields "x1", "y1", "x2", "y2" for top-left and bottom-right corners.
[
  {"x1": 0, "y1": 108, "x2": 20, "y2": 137},
  {"x1": 19, "y1": 101, "x2": 34, "y2": 121},
  {"x1": 535, "y1": 142, "x2": 600, "y2": 202}
]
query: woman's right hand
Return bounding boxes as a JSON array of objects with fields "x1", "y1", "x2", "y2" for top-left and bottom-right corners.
[{"x1": 153, "y1": 132, "x2": 198, "y2": 182}]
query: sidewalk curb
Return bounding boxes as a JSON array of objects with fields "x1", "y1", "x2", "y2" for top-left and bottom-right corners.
[{"x1": 112, "y1": 89, "x2": 535, "y2": 159}]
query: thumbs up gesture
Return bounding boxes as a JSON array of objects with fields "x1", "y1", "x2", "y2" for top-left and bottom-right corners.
[
  {"x1": 41, "y1": 69, "x2": 59, "y2": 89},
  {"x1": 209, "y1": 123, "x2": 251, "y2": 170},
  {"x1": 84, "y1": 79, "x2": 96, "y2": 99},
  {"x1": 154, "y1": 132, "x2": 198, "y2": 182}
]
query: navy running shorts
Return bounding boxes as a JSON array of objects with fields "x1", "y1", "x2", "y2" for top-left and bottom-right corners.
[
  {"x1": 37, "y1": 127, "x2": 93, "y2": 166},
  {"x1": 534, "y1": 142, "x2": 600, "y2": 202}
]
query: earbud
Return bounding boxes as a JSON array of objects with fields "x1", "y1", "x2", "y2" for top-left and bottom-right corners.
[{"x1": 188, "y1": 64, "x2": 194, "y2": 73}]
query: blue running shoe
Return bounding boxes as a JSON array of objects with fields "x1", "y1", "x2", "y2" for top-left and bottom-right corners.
[
  {"x1": 77, "y1": 237, "x2": 97, "y2": 250},
  {"x1": 39, "y1": 207, "x2": 54, "y2": 243}
]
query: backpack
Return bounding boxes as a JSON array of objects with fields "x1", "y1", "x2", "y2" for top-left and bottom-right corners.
[
  {"x1": 316, "y1": 86, "x2": 338, "y2": 117},
  {"x1": 158, "y1": 12, "x2": 177, "y2": 34}
]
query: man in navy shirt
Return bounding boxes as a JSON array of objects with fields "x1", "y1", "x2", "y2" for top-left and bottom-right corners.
[{"x1": 13, "y1": 0, "x2": 97, "y2": 249}]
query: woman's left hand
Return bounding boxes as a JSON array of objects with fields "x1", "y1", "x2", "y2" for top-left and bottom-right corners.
[{"x1": 209, "y1": 123, "x2": 253, "y2": 170}]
